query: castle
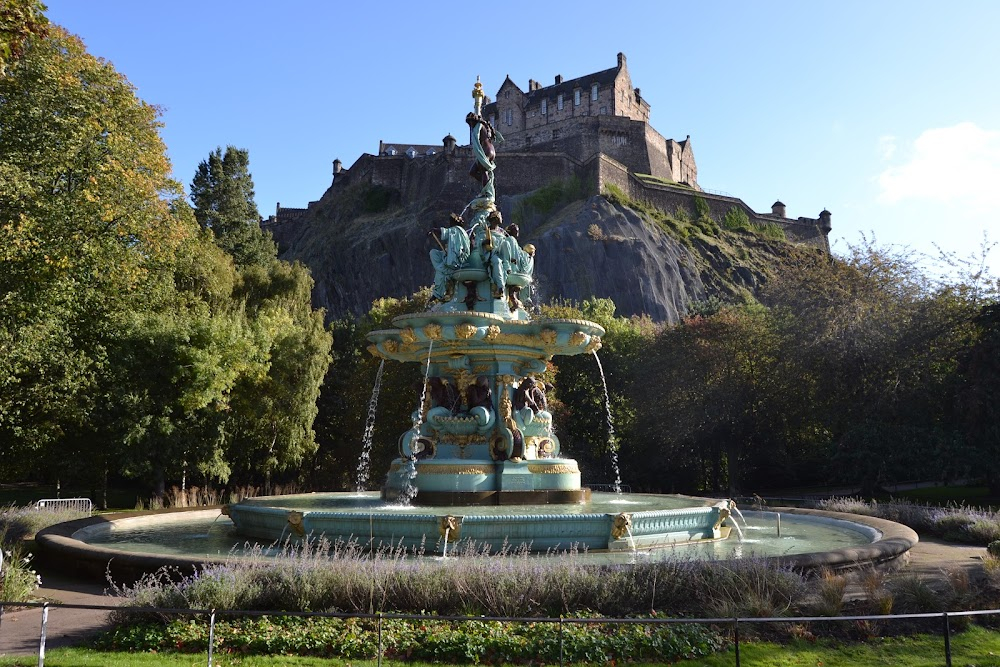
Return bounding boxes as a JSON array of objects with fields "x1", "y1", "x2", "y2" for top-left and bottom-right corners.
[{"x1": 266, "y1": 54, "x2": 831, "y2": 252}]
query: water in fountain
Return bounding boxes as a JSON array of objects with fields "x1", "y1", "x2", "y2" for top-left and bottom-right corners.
[
  {"x1": 730, "y1": 500, "x2": 748, "y2": 527},
  {"x1": 442, "y1": 527, "x2": 451, "y2": 559},
  {"x1": 398, "y1": 341, "x2": 434, "y2": 504},
  {"x1": 355, "y1": 359, "x2": 386, "y2": 491},
  {"x1": 592, "y1": 350, "x2": 623, "y2": 494}
]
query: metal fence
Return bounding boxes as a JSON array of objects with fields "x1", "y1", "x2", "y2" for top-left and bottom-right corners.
[
  {"x1": 2, "y1": 600, "x2": 999, "y2": 667},
  {"x1": 33, "y1": 498, "x2": 92, "y2": 516}
]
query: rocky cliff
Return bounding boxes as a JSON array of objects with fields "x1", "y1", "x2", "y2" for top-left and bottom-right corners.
[{"x1": 272, "y1": 180, "x2": 821, "y2": 323}]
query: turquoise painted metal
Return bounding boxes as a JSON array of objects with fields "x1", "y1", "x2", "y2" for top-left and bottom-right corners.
[{"x1": 226, "y1": 79, "x2": 735, "y2": 554}]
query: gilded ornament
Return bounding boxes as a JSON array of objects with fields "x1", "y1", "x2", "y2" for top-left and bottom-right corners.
[
  {"x1": 400, "y1": 328, "x2": 417, "y2": 343},
  {"x1": 484, "y1": 324, "x2": 501, "y2": 342},
  {"x1": 455, "y1": 323, "x2": 478, "y2": 339},
  {"x1": 584, "y1": 336, "x2": 603, "y2": 354},
  {"x1": 367, "y1": 344, "x2": 384, "y2": 359},
  {"x1": 439, "y1": 515, "x2": 462, "y2": 540},
  {"x1": 712, "y1": 507, "x2": 732, "y2": 532},
  {"x1": 383, "y1": 339, "x2": 399, "y2": 354},
  {"x1": 527, "y1": 463, "x2": 579, "y2": 474},
  {"x1": 610, "y1": 512, "x2": 633, "y2": 540},
  {"x1": 570, "y1": 331, "x2": 587, "y2": 347},
  {"x1": 423, "y1": 323, "x2": 442, "y2": 340},
  {"x1": 288, "y1": 511, "x2": 306, "y2": 537},
  {"x1": 540, "y1": 329, "x2": 557, "y2": 345}
]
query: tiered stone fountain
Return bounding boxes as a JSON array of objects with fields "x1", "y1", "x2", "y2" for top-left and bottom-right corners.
[{"x1": 225, "y1": 79, "x2": 736, "y2": 553}]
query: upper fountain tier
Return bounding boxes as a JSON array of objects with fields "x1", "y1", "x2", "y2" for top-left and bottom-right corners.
[{"x1": 362, "y1": 79, "x2": 607, "y2": 506}]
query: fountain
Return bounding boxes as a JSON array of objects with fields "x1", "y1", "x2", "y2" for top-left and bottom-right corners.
[
  {"x1": 223, "y1": 78, "x2": 737, "y2": 554},
  {"x1": 36, "y1": 80, "x2": 918, "y2": 581}
]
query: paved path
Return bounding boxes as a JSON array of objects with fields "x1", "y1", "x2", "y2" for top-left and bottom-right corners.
[
  {"x1": 0, "y1": 537, "x2": 991, "y2": 657},
  {"x1": 0, "y1": 566, "x2": 117, "y2": 656}
]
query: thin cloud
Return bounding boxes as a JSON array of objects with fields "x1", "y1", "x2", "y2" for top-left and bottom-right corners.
[
  {"x1": 876, "y1": 122, "x2": 1000, "y2": 210},
  {"x1": 876, "y1": 135, "x2": 897, "y2": 161}
]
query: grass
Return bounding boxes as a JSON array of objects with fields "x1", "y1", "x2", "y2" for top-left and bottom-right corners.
[
  {"x1": 672, "y1": 624, "x2": 1000, "y2": 666},
  {"x1": 4, "y1": 626, "x2": 1000, "y2": 666}
]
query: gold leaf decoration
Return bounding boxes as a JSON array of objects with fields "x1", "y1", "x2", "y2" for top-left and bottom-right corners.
[
  {"x1": 383, "y1": 339, "x2": 398, "y2": 354},
  {"x1": 484, "y1": 324, "x2": 501, "y2": 342},
  {"x1": 423, "y1": 323, "x2": 442, "y2": 340},
  {"x1": 570, "y1": 331, "x2": 587, "y2": 346},
  {"x1": 584, "y1": 336, "x2": 603, "y2": 354},
  {"x1": 400, "y1": 327, "x2": 417, "y2": 343},
  {"x1": 540, "y1": 329, "x2": 557, "y2": 345},
  {"x1": 455, "y1": 323, "x2": 478, "y2": 339}
]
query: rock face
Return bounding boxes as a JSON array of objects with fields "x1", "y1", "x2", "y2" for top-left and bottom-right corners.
[{"x1": 273, "y1": 184, "x2": 810, "y2": 323}]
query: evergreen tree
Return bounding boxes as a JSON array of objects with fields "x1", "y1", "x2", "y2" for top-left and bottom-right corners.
[{"x1": 190, "y1": 146, "x2": 277, "y2": 267}]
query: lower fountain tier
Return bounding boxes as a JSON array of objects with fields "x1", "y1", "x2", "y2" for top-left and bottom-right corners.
[
  {"x1": 382, "y1": 457, "x2": 588, "y2": 505},
  {"x1": 225, "y1": 495, "x2": 734, "y2": 554}
]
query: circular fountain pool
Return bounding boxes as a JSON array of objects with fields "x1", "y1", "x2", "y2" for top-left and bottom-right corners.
[{"x1": 36, "y1": 493, "x2": 918, "y2": 583}]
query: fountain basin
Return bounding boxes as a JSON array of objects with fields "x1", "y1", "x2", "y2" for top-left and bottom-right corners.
[
  {"x1": 35, "y1": 502, "x2": 917, "y2": 584},
  {"x1": 225, "y1": 492, "x2": 731, "y2": 553}
]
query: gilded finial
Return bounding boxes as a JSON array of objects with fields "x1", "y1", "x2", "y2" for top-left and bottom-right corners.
[{"x1": 472, "y1": 76, "x2": 484, "y2": 116}]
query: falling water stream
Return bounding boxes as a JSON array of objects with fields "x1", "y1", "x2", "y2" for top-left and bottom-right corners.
[
  {"x1": 399, "y1": 341, "x2": 434, "y2": 504},
  {"x1": 355, "y1": 359, "x2": 386, "y2": 492},
  {"x1": 592, "y1": 351, "x2": 623, "y2": 494}
]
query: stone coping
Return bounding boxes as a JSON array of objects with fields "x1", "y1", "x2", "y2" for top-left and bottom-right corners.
[
  {"x1": 769, "y1": 506, "x2": 918, "y2": 573},
  {"x1": 35, "y1": 505, "x2": 918, "y2": 584}
]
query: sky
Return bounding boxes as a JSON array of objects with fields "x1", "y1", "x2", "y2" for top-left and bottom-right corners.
[{"x1": 45, "y1": 1, "x2": 1000, "y2": 275}]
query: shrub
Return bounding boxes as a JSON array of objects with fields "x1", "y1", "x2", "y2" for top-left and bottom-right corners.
[
  {"x1": 816, "y1": 497, "x2": 1000, "y2": 546},
  {"x1": 96, "y1": 614, "x2": 724, "y2": 663},
  {"x1": 814, "y1": 568, "x2": 847, "y2": 616},
  {"x1": 0, "y1": 546, "x2": 42, "y2": 603},
  {"x1": 0, "y1": 504, "x2": 89, "y2": 545},
  {"x1": 111, "y1": 539, "x2": 811, "y2": 621}
]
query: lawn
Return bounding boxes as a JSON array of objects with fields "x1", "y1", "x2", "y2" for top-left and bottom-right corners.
[{"x1": 3, "y1": 627, "x2": 1000, "y2": 667}]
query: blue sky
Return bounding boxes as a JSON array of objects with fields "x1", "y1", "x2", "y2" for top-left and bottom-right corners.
[{"x1": 46, "y1": 1, "x2": 1000, "y2": 275}]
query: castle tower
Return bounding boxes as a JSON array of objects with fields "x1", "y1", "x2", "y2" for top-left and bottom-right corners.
[{"x1": 771, "y1": 200, "x2": 786, "y2": 217}]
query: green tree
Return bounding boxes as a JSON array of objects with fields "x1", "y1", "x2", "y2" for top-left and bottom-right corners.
[
  {"x1": 0, "y1": 0, "x2": 48, "y2": 76},
  {"x1": 190, "y1": 146, "x2": 277, "y2": 267},
  {"x1": 0, "y1": 25, "x2": 194, "y2": 481}
]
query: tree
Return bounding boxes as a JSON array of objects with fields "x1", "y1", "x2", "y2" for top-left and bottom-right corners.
[
  {"x1": 0, "y1": 26, "x2": 194, "y2": 481},
  {"x1": 0, "y1": 0, "x2": 48, "y2": 76},
  {"x1": 190, "y1": 146, "x2": 277, "y2": 267}
]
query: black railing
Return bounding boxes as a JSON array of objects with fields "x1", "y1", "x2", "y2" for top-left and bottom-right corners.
[{"x1": 3, "y1": 599, "x2": 996, "y2": 666}]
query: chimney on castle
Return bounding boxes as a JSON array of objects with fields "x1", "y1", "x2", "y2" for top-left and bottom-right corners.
[
  {"x1": 617, "y1": 52, "x2": 626, "y2": 68},
  {"x1": 333, "y1": 158, "x2": 342, "y2": 175},
  {"x1": 555, "y1": 74, "x2": 563, "y2": 85},
  {"x1": 443, "y1": 134, "x2": 457, "y2": 153},
  {"x1": 771, "y1": 200, "x2": 786, "y2": 218}
]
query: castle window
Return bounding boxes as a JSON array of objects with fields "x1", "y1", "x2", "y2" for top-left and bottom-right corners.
[
  {"x1": 425, "y1": 149, "x2": 436, "y2": 156},
  {"x1": 386, "y1": 146, "x2": 397, "y2": 156},
  {"x1": 599, "y1": 106, "x2": 607, "y2": 115},
  {"x1": 406, "y1": 147, "x2": 417, "y2": 158},
  {"x1": 591, "y1": 83, "x2": 599, "y2": 100},
  {"x1": 489, "y1": 114, "x2": 495, "y2": 126},
  {"x1": 505, "y1": 109, "x2": 513, "y2": 126},
  {"x1": 557, "y1": 94, "x2": 564, "y2": 110},
  {"x1": 574, "y1": 89, "x2": 581, "y2": 106},
  {"x1": 541, "y1": 99, "x2": 547, "y2": 115},
  {"x1": 505, "y1": 90, "x2": 510, "y2": 99}
]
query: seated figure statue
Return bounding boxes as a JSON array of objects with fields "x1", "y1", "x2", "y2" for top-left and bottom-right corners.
[
  {"x1": 465, "y1": 375, "x2": 495, "y2": 428},
  {"x1": 512, "y1": 377, "x2": 553, "y2": 433},
  {"x1": 428, "y1": 214, "x2": 470, "y2": 301}
]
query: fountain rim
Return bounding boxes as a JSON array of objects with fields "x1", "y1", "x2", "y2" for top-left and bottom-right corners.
[{"x1": 35, "y1": 504, "x2": 918, "y2": 584}]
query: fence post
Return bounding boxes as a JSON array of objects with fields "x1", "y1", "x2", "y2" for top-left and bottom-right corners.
[
  {"x1": 377, "y1": 611, "x2": 382, "y2": 667},
  {"x1": 207, "y1": 609, "x2": 216, "y2": 667},
  {"x1": 733, "y1": 617, "x2": 740, "y2": 667},
  {"x1": 37, "y1": 602, "x2": 49, "y2": 667},
  {"x1": 0, "y1": 548, "x2": 5, "y2": 633},
  {"x1": 943, "y1": 612, "x2": 952, "y2": 667},
  {"x1": 559, "y1": 615, "x2": 564, "y2": 667}
]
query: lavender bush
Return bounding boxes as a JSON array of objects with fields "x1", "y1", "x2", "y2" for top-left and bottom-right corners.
[{"x1": 817, "y1": 497, "x2": 1000, "y2": 545}]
